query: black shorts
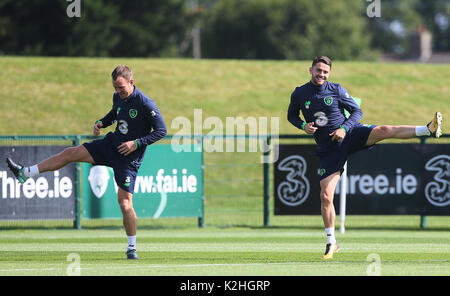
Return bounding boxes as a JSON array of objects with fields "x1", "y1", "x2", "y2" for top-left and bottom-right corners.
[
  {"x1": 83, "y1": 132, "x2": 142, "y2": 193},
  {"x1": 317, "y1": 124, "x2": 376, "y2": 180}
]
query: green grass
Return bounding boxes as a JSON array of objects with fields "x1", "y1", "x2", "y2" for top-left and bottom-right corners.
[
  {"x1": 1, "y1": 57, "x2": 449, "y2": 135},
  {"x1": 0, "y1": 216, "x2": 449, "y2": 276},
  {"x1": 0, "y1": 57, "x2": 449, "y2": 276}
]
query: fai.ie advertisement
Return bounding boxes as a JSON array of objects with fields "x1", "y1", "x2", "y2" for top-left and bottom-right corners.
[{"x1": 81, "y1": 144, "x2": 203, "y2": 219}]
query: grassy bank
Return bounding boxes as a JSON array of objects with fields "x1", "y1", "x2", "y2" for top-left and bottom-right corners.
[{"x1": 1, "y1": 56, "x2": 449, "y2": 135}]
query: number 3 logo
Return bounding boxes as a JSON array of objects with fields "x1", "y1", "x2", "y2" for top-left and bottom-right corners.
[
  {"x1": 118, "y1": 120, "x2": 129, "y2": 134},
  {"x1": 314, "y1": 112, "x2": 328, "y2": 127}
]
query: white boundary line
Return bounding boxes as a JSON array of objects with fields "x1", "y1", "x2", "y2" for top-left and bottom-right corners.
[{"x1": 1, "y1": 259, "x2": 448, "y2": 273}]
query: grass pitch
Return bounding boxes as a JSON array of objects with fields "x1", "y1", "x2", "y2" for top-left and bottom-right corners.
[
  {"x1": 0, "y1": 216, "x2": 448, "y2": 276},
  {"x1": 0, "y1": 57, "x2": 448, "y2": 277}
]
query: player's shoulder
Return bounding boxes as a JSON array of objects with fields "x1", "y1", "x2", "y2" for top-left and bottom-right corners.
[
  {"x1": 325, "y1": 81, "x2": 342, "y2": 91},
  {"x1": 295, "y1": 81, "x2": 312, "y2": 91},
  {"x1": 134, "y1": 87, "x2": 155, "y2": 105},
  {"x1": 326, "y1": 81, "x2": 348, "y2": 96},
  {"x1": 135, "y1": 88, "x2": 156, "y2": 110},
  {"x1": 291, "y1": 82, "x2": 312, "y2": 98}
]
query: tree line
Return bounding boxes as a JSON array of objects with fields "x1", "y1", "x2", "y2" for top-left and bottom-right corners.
[{"x1": 0, "y1": 0, "x2": 448, "y2": 59}]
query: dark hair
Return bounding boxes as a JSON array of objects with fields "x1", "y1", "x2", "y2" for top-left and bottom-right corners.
[
  {"x1": 312, "y1": 56, "x2": 332, "y2": 68},
  {"x1": 111, "y1": 65, "x2": 133, "y2": 81}
]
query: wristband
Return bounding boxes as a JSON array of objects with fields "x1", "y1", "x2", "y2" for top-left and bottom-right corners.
[
  {"x1": 134, "y1": 139, "x2": 139, "y2": 149},
  {"x1": 95, "y1": 120, "x2": 102, "y2": 125},
  {"x1": 301, "y1": 122, "x2": 307, "y2": 130},
  {"x1": 339, "y1": 125, "x2": 347, "y2": 133}
]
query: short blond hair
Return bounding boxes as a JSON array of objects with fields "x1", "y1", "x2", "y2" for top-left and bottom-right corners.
[{"x1": 111, "y1": 65, "x2": 133, "y2": 81}]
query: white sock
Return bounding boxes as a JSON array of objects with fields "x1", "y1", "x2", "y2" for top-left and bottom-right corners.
[
  {"x1": 415, "y1": 126, "x2": 430, "y2": 137},
  {"x1": 127, "y1": 235, "x2": 136, "y2": 250},
  {"x1": 325, "y1": 227, "x2": 336, "y2": 244},
  {"x1": 23, "y1": 165, "x2": 40, "y2": 178}
]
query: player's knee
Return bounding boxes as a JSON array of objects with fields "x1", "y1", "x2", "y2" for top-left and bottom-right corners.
[
  {"x1": 118, "y1": 196, "x2": 133, "y2": 213},
  {"x1": 118, "y1": 199, "x2": 129, "y2": 212},
  {"x1": 61, "y1": 147, "x2": 79, "y2": 162},
  {"x1": 320, "y1": 190, "x2": 333, "y2": 205},
  {"x1": 376, "y1": 125, "x2": 394, "y2": 139}
]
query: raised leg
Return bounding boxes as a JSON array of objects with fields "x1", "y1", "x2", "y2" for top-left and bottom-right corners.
[
  {"x1": 38, "y1": 145, "x2": 94, "y2": 173},
  {"x1": 365, "y1": 125, "x2": 416, "y2": 147}
]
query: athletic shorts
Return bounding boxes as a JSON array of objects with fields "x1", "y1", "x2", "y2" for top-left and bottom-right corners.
[
  {"x1": 317, "y1": 124, "x2": 376, "y2": 180},
  {"x1": 83, "y1": 132, "x2": 142, "y2": 193}
]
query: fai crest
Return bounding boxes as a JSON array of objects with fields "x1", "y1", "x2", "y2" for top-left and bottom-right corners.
[
  {"x1": 88, "y1": 165, "x2": 110, "y2": 198},
  {"x1": 129, "y1": 109, "x2": 138, "y2": 118},
  {"x1": 324, "y1": 96, "x2": 333, "y2": 106}
]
